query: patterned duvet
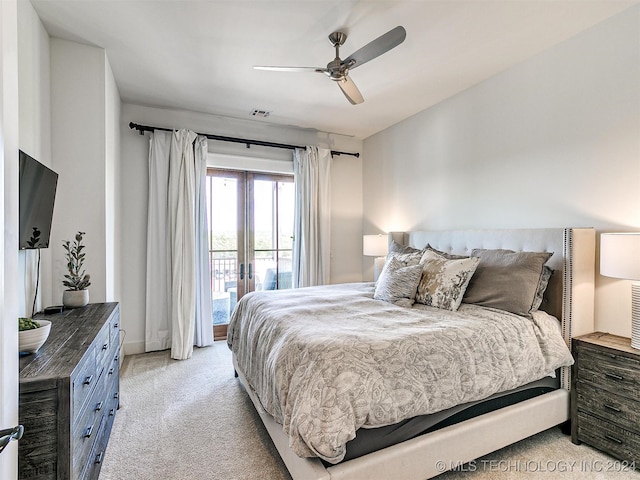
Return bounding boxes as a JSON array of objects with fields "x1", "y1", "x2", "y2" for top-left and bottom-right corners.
[{"x1": 227, "y1": 282, "x2": 574, "y2": 464}]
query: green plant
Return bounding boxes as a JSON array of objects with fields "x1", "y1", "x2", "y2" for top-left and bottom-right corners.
[
  {"x1": 19, "y1": 317, "x2": 40, "y2": 331},
  {"x1": 62, "y1": 231, "x2": 91, "y2": 291}
]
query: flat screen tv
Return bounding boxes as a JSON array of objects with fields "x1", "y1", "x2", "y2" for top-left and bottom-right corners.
[{"x1": 19, "y1": 150, "x2": 58, "y2": 250}]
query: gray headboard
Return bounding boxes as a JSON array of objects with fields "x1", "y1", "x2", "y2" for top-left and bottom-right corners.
[{"x1": 391, "y1": 228, "x2": 596, "y2": 390}]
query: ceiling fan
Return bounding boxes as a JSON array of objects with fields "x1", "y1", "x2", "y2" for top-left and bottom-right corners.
[{"x1": 254, "y1": 26, "x2": 406, "y2": 105}]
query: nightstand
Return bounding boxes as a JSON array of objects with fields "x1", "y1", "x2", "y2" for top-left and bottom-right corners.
[{"x1": 571, "y1": 332, "x2": 640, "y2": 464}]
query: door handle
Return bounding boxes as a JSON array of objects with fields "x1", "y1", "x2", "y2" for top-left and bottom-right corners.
[
  {"x1": 248, "y1": 263, "x2": 253, "y2": 280},
  {"x1": 239, "y1": 263, "x2": 244, "y2": 280},
  {"x1": 0, "y1": 425, "x2": 24, "y2": 455}
]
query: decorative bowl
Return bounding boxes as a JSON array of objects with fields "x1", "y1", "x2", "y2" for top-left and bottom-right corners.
[{"x1": 19, "y1": 320, "x2": 51, "y2": 354}]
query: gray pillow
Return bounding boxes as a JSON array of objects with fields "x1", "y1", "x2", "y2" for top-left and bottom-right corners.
[
  {"x1": 462, "y1": 249, "x2": 553, "y2": 317},
  {"x1": 389, "y1": 239, "x2": 423, "y2": 256},
  {"x1": 426, "y1": 244, "x2": 469, "y2": 260},
  {"x1": 374, "y1": 256, "x2": 423, "y2": 307}
]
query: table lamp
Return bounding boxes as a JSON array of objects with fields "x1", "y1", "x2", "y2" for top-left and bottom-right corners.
[
  {"x1": 363, "y1": 234, "x2": 389, "y2": 281},
  {"x1": 600, "y1": 232, "x2": 640, "y2": 349}
]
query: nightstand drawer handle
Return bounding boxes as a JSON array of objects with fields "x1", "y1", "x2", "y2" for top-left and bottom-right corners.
[
  {"x1": 95, "y1": 451, "x2": 104, "y2": 464},
  {"x1": 605, "y1": 372, "x2": 624, "y2": 381},
  {"x1": 604, "y1": 434, "x2": 623, "y2": 444},
  {"x1": 102, "y1": 343, "x2": 108, "y2": 350},
  {"x1": 84, "y1": 425, "x2": 94, "y2": 438},
  {"x1": 603, "y1": 403, "x2": 621, "y2": 413},
  {"x1": 83, "y1": 375, "x2": 94, "y2": 385},
  {"x1": 608, "y1": 354, "x2": 617, "y2": 359},
  {"x1": 95, "y1": 401, "x2": 103, "y2": 412}
]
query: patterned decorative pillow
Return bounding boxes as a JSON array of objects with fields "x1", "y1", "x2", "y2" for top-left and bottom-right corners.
[
  {"x1": 463, "y1": 249, "x2": 553, "y2": 317},
  {"x1": 374, "y1": 256, "x2": 423, "y2": 307},
  {"x1": 531, "y1": 265, "x2": 553, "y2": 312},
  {"x1": 385, "y1": 249, "x2": 424, "y2": 268},
  {"x1": 415, "y1": 250, "x2": 480, "y2": 311}
]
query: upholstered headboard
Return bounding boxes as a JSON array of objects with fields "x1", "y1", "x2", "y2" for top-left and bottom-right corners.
[{"x1": 391, "y1": 228, "x2": 596, "y2": 389}]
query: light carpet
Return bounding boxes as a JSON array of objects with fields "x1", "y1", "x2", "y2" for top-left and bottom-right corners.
[{"x1": 100, "y1": 342, "x2": 638, "y2": 480}]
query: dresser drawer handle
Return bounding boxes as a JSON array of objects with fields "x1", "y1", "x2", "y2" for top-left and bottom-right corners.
[
  {"x1": 83, "y1": 375, "x2": 94, "y2": 385},
  {"x1": 84, "y1": 425, "x2": 94, "y2": 438},
  {"x1": 102, "y1": 343, "x2": 108, "y2": 350},
  {"x1": 114, "y1": 355, "x2": 119, "y2": 362},
  {"x1": 113, "y1": 322, "x2": 119, "y2": 328},
  {"x1": 608, "y1": 353, "x2": 617, "y2": 359},
  {"x1": 95, "y1": 451, "x2": 104, "y2": 464},
  {"x1": 603, "y1": 403, "x2": 621, "y2": 413},
  {"x1": 95, "y1": 401, "x2": 103, "y2": 412},
  {"x1": 109, "y1": 408, "x2": 115, "y2": 417},
  {"x1": 605, "y1": 372, "x2": 624, "y2": 381},
  {"x1": 604, "y1": 434, "x2": 623, "y2": 444},
  {"x1": 108, "y1": 367, "x2": 115, "y2": 375},
  {"x1": 114, "y1": 392, "x2": 119, "y2": 400}
]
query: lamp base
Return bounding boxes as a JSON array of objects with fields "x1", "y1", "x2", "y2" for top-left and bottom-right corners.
[
  {"x1": 632, "y1": 283, "x2": 640, "y2": 350},
  {"x1": 373, "y1": 257, "x2": 386, "y2": 282}
]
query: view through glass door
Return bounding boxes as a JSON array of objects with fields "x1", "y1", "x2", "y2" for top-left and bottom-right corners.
[{"x1": 206, "y1": 168, "x2": 294, "y2": 340}]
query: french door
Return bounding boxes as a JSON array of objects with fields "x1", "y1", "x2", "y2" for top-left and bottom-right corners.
[{"x1": 206, "y1": 168, "x2": 294, "y2": 339}]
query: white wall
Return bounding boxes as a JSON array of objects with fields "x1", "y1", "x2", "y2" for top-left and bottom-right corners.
[
  {"x1": 120, "y1": 103, "x2": 363, "y2": 354},
  {"x1": 17, "y1": 0, "x2": 51, "y2": 315},
  {"x1": 363, "y1": 6, "x2": 640, "y2": 337},
  {"x1": 50, "y1": 39, "x2": 120, "y2": 305}
]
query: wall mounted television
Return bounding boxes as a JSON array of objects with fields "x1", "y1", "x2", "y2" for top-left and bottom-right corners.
[{"x1": 19, "y1": 150, "x2": 58, "y2": 250}]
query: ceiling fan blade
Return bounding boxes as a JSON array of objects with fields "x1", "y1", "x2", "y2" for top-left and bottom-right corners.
[
  {"x1": 337, "y1": 76, "x2": 364, "y2": 105},
  {"x1": 343, "y1": 26, "x2": 406, "y2": 70},
  {"x1": 254, "y1": 66, "x2": 326, "y2": 73}
]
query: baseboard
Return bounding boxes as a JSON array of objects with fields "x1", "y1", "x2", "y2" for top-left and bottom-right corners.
[{"x1": 123, "y1": 340, "x2": 145, "y2": 356}]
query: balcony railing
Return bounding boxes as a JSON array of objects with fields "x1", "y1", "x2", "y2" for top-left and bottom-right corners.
[{"x1": 209, "y1": 250, "x2": 292, "y2": 325}]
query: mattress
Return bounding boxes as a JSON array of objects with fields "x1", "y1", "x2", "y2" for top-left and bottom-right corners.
[{"x1": 340, "y1": 374, "x2": 558, "y2": 462}]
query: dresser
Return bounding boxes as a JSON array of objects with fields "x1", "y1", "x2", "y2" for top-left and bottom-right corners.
[
  {"x1": 19, "y1": 303, "x2": 120, "y2": 480},
  {"x1": 571, "y1": 332, "x2": 640, "y2": 464}
]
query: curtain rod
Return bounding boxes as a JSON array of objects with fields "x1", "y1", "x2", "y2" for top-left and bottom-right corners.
[{"x1": 128, "y1": 122, "x2": 360, "y2": 158}]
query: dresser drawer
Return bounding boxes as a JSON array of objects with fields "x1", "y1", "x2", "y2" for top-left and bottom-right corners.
[
  {"x1": 576, "y1": 345, "x2": 640, "y2": 398},
  {"x1": 577, "y1": 412, "x2": 640, "y2": 464},
  {"x1": 95, "y1": 323, "x2": 111, "y2": 368},
  {"x1": 576, "y1": 383, "x2": 640, "y2": 431},
  {"x1": 72, "y1": 352, "x2": 98, "y2": 423}
]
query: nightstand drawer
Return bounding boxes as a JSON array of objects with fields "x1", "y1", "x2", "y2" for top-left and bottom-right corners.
[
  {"x1": 576, "y1": 383, "x2": 640, "y2": 430},
  {"x1": 577, "y1": 345, "x2": 640, "y2": 398},
  {"x1": 577, "y1": 412, "x2": 640, "y2": 464}
]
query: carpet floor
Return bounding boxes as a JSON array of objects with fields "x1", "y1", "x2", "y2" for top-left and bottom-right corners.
[{"x1": 100, "y1": 342, "x2": 638, "y2": 480}]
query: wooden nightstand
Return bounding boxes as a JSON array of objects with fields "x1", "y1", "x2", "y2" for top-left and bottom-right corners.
[{"x1": 571, "y1": 332, "x2": 640, "y2": 464}]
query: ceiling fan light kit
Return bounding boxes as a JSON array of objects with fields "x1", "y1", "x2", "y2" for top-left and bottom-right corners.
[{"x1": 254, "y1": 25, "x2": 406, "y2": 105}]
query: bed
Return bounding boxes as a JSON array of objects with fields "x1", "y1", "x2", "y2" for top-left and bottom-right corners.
[{"x1": 228, "y1": 228, "x2": 595, "y2": 480}]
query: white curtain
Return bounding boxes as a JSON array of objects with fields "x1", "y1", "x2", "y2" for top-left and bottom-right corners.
[
  {"x1": 145, "y1": 129, "x2": 213, "y2": 360},
  {"x1": 292, "y1": 146, "x2": 332, "y2": 287}
]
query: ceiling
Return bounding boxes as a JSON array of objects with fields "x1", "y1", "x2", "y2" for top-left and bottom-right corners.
[{"x1": 30, "y1": 0, "x2": 637, "y2": 140}]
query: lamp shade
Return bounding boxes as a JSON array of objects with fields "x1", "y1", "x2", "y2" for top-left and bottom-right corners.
[
  {"x1": 600, "y1": 233, "x2": 640, "y2": 280},
  {"x1": 363, "y1": 234, "x2": 388, "y2": 257}
]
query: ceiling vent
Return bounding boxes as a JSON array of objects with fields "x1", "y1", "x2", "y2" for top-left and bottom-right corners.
[{"x1": 250, "y1": 108, "x2": 271, "y2": 118}]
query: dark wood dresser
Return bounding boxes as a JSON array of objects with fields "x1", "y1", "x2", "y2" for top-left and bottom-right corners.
[
  {"x1": 571, "y1": 332, "x2": 640, "y2": 465},
  {"x1": 19, "y1": 303, "x2": 120, "y2": 480}
]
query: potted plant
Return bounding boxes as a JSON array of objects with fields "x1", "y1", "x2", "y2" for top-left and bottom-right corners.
[{"x1": 62, "y1": 231, "x2": 91, "y2": 308}]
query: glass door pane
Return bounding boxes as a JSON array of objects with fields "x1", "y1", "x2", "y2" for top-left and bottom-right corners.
[
  {"x1": 206, "y1": 171, "x2": 244, "y2": 340},
  {"x1": 251, "y1": 174, "x2": 294, "y2": 291}
]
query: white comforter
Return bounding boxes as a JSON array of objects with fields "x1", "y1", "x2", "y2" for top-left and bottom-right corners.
[{"x1": 227, "y1": 282, "x2": 574, "y2": 464}]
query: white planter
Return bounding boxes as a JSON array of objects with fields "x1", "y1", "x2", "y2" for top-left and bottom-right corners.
[
  {"x1": 63, "y1": 289, "x2": 89, "y2": 308},
  {"x1": 19, "y1": 320, "x2": 51, "y2": 354}
]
